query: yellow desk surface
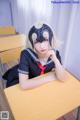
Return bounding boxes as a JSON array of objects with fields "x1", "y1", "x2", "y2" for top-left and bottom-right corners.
[
  {"x1": 0, "y1": 34, "x2": 26, "y2": 52},
  {"x1": 4, "y1": 71, "x2": 80, "y2": 120}
]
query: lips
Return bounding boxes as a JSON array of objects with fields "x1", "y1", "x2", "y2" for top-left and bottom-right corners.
[{"x1": 40, "y1": 49, "x2": 46, "y2": 52}]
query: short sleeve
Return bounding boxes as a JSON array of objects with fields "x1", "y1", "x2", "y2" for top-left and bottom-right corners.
[
  {"x1": 56, "y1": 50, "x2": 62, "y2": 64},
  {"x1": 18, "y1": 50, "x2": 29, "y2": 75}
]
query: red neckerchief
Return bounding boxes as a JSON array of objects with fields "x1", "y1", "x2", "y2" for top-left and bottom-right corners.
[{"x1": 37, "y1": 63, "x2": 46, "y2": 75}]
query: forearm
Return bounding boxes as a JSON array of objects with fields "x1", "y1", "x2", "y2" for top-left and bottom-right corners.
[
  {"x1": 54, "y1": 58, "x2": 65, "y2": 81},
  {"x1": 22, "y1": 78, "x2": 48, "y2": 90},
  {"x1": 19, "y1": 73, "x2": 55, "y2": 90}
]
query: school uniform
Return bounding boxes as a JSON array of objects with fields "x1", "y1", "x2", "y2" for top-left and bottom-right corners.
[{"x1": 3, "y1": 48, "x2": 62, "y2": 87}]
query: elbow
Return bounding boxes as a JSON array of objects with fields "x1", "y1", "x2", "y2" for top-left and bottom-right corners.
[
  {"x1": 57, "y1": 70, "x2": 66, "y2": 82},
  {"x1": 19, "y1": 83, "x2": 27, "y2": 90},
  {"x1": 19, "y1": 83, "x2": 29, "y2": 90},
  {"x1": 19, "y1": 82, "x2": 33, "y2": 90},
  {"x1": 57, "y1": 75, "x2": 65, "y2": 82}
]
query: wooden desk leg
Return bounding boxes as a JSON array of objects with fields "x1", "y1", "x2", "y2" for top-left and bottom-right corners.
[{"x1": 76, "y1": 106, "x2": 80, "y2": 120}]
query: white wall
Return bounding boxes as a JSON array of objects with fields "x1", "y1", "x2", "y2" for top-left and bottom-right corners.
[
  {"x1": 64, "y1": 5, "x2": 80, "y2": 79},
  {"x1": 0, "y1": 0, "x2": 12, "y2": 26}
]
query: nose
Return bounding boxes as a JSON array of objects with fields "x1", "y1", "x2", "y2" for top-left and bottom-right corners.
[{"x1": 40, "y1": 42, "x2": 45, "y2": 48}]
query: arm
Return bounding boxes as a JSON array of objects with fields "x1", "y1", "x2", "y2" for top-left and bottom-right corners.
[
  {"x1": 19, "y1": 50, "x2": 54, "y2": 90},
  {"x1": 48, "y1": 50, "x2": 66, "y2": 81},
  {"x1": 19, "y1": 72, "x2": 56, "y2": 90},
  {"x1": 53, "y1": 58, "x2": 66, "y2": 81}
]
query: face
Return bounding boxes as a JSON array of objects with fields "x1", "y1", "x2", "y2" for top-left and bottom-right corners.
[{"x1": 34, "y1": 39, "x2": 50, "y2": 55}]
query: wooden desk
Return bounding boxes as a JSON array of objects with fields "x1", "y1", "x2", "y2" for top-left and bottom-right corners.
[
  {"x1": 0, "y1": 34, "x2": 26, "y2": 52},
  {"x1": 0, "y1": 26, "x2": 16, "y2": 35},
  {"x1": 4, "y1": 71, "x2": 80, "y2": 120}
]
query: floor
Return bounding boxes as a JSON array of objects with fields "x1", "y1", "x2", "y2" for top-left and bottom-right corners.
[{"x1": 57, "y1": 110, "x2": 77, "y2": 120}]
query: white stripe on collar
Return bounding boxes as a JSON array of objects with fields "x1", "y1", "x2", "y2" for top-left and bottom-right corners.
[{"x1": 26, "y1": 48, "x2": 39, "y2": 62}]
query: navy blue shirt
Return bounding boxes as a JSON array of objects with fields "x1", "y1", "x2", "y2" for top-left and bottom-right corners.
[
  {"x1": 18, "y1": 48, "x2": 61, "y2": 78},
  {"x1": 3, "y1": 48, "x2": 62, "y2": 87}
]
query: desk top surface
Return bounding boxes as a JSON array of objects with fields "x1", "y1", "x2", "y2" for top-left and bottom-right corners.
[
  {"x1": 4, "y1": 71, "x2": 80, "y2": 120},
  {"x1": 0, "y1": 34, "x2": 26, "y2": 52}
]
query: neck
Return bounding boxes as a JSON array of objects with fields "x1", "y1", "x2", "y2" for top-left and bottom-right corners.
[
  {"x1": 38, "y1": 53, "x2": 48, "y2": 60},
  {"x1": 38, "y1": 53, "x2": 48, "y2": 66}
]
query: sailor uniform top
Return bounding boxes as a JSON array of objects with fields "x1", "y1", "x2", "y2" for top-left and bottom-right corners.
[
  {"x1": 3, "y1": 48, "x2": 62, "y2": 87},
  {"x1": 18, "y1": 48, "x2": 62, "y2": 78}
]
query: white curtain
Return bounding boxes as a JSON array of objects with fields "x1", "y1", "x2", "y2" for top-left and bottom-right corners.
[{"x1": 10, "y1": 0, "x2": 80, "y2": 79}]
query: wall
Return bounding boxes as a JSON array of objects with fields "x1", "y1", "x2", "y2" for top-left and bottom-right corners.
[
  {"x1": 0, "y1": 0, "x2": 12, "y2": 26},
  {"x1": 64, "y1": 5, "x2": 80, "y2": 79}
]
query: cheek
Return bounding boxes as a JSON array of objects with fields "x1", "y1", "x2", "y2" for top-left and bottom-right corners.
[
  {"x1": 34, "y1": 44, "x2": 40, "y2": 50},
  {"x1": 45, "y1": 41, "x2": 51, "y2": 49},
  {"x1": 44, "y1": 42, "x2": 50, "y2": 49}
]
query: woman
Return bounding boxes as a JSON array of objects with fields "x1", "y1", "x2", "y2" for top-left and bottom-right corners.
[{"x1": 3, "y1": 23, "x2": 65, "y2": 89}]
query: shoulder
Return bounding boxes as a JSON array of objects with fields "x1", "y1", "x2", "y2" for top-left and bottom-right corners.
[
  {"x1": 20, "y1": 48, "x2": 37, "y2": 61},
  {"x1": 20, "y1": 48, "x2": 33, "y2": 57},
  {"x1": 19, "y1": 48, "x2": 32, "y2": 62}
]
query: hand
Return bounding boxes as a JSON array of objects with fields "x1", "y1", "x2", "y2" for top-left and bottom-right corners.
[
  {"x1": 47, "y1": 50, "x2": 57, "y2": 62},
  {"x1": 43, "y1": 72, "x2": 56, "y2": 82}
]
